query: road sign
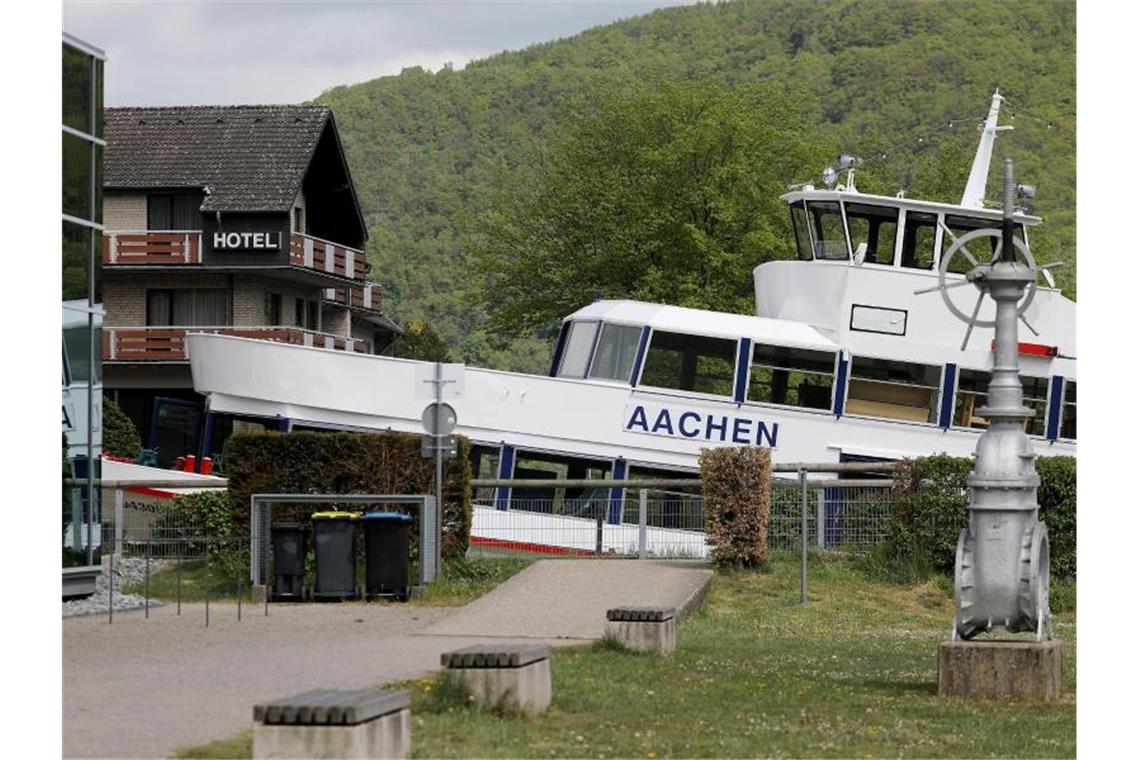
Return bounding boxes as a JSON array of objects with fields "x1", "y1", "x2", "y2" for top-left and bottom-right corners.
[
  {"x1": 421, "y1": 402, "x2": 457, "y2": 436},
  {"x1": 421, "y1": 435, "x2": 458, "y2": 459}
]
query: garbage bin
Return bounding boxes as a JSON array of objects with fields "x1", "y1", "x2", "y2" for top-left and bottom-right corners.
[
  {"x1": 362, "y1": 512, "x2": 413, "y2": 601},
  {"x1": 270, "y1": 522, "x2": 306, "y2": 601},
  {"x1": 311, "y1": 512, "x2": 360, "y2": 601}
]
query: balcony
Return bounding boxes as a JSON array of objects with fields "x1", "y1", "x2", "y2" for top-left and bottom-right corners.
[
  {"x1": 103, "y1": 231, "x2": 366, "y2": 283},
  {"x1": 103, "y1": 326, "x2": 366, "y2": 362},
  {"x1": 323, "y1": 282, "x2": 383, "y2": 313},
  {"x1": 103, "y1": 231, "x2": 202, "y2": 265}
]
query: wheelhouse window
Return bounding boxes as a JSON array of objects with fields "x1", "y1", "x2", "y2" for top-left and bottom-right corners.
[
  {"x1": 790, "y1": 202, "x2": 813, "y2": 261},
  {"x1": 1060, "y1": 380, "x2": 1076, "y2": 439},
  {"x1": 747, "y1": 344, "x2": 834, "y2": 410},
  {"x1": 806, "y1": 201, "x2": 848, "y2": 260},
  {"x1": 147, "y1": 288, "x2": 229, "y2": 326},
  {"x1": 557, "y1": 321, "x2": 599, "y2": 378},
  {"x1": 845, "y1": 203, "x2": 898, "y2": 265},
  {"x1": 847, "y1": 357, "x2": 940, "y2": 423},
  {"x1": 941, "y1": 215, "x2": 1028, "y2": 273},
  {"x1": 588, "y1": 323, "x2": 642, "y2": 382},
  {"x1": 900, "y1": 211, "x2": 937, "y2": 270},
  {"x1": 639, "y1": 330, "x2": 736, "y2": 397}
]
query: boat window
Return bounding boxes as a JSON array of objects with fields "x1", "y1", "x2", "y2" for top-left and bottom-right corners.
[
  {"x1": 806, "y1": 201, "x2": 849, "y2": 260},
  {"x1": 1060, "y1": 380, "x2": 1076, "y2": 439},
  {"x1": 747, "y1": 344, "x2": 834, "y2": 410},
  {"x1": 624, "y1": 465, "x2": 703, "y2": 528},
  {"x1": 941, "y1": 215, "x2": 1028, "y2": 273},
  {"x1": 844, "y1": 203, "x2": 898, "y2": 265},
  {"x1": 639, "y1": 330, "x2": 737, "y2": 397},
  {"x1": 953, "y1": 368, "x2": 989, "y2": 430},
  {"x1": 469, "y1": 445, "x2": 501, "y2": 502},
  {"x1": 557, "y1": 320, "x2": 599, "y2": 378},
  {"x1": 900, "y1": 211, "x2": 937, "y2": 270},
  {"x1": 1022, "y1": 376, "x2": 1048, "y2": 437},
  {"x1": 589, "y1": 323, "x2": 643, "y2": 382},
  {"x1": 847, "y1": 357, "x2": 941, "y2": 423},
  {"x1": 790, "y1": 202, "x2": 813, "y2": 261},
  {"x1": 511, "y1": 451, "x2": 612, "y2": 516}
]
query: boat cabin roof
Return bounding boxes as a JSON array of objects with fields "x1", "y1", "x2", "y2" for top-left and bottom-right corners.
[
  {"x1": 781, "y1": 188, "x2": 1042, "y2": 227},
  {"x1": 565, "y1": 300, "x2": 838, "y2": 353}
]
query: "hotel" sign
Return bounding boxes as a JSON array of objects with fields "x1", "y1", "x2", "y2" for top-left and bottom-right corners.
[{"x1": 213, "y1": 231, "x2": 282, "y2": 251}]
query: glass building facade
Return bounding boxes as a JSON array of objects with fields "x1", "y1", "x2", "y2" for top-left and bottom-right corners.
[{"x1": 62, "y1": 34, "x2": 104, "y2": 565}]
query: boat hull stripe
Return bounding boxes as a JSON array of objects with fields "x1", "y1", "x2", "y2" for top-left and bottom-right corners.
[
  {"x1": 495, "y1": 444, "x2": 516, "y2": 510},
  {"x1": 832, "y1": 355, "x2": 849, "y2": 417},
  {"x1": 629, "y1": 326, "x2": 651, "y2": 387},
  {"x1": 608, "y1": 458, "x2": 627, "y2": 525},
  {"x1": 549, "y1": 322, "x2": 570, "y2": 377},
  {"x1": 734, "y1": 338, "x2": 752, "y2": 404},
  {"x1": 939, "y1": 363, "x2": 958, "y2": 429},
  {"x1": 1046, "y1": 375, "x2": 1064, "y2": 441}
]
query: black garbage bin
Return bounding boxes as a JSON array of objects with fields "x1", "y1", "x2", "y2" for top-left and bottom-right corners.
[
  {"x1": 362, "y1": 512, "x2": 413, "y2": 601},
  {"x1": 270, "y1": 522, "x2": 306, "y2": 601},
  {"x1": 311, "y1": 512, "x2": 359, "y2": 601}
]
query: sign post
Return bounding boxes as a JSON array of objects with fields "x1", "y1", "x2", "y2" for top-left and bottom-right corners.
[{"x1": 421, "y1": 362, "x2": 462, "y2": 567}]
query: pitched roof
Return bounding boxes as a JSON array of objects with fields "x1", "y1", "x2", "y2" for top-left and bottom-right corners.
[{"x1": 104, "y1": 105, "x2": 331, "y2": 212}]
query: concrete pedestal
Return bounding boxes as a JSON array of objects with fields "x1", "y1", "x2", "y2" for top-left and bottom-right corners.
[
  {"x1": 253, "y1": 707, "x2": 410, "y2": 759},
  {"x1": 452, "y1": 659, "x2": 552, "y2": 714},
  {"x1": 938, "y1": 640, "x2": 1063, "y2": 701},
  {"x1": 250, "y1": 584, "x2": 268, "y2": 605},
  {"x1": 605, "y1": 618, "x2": 676, "y2": 654}
]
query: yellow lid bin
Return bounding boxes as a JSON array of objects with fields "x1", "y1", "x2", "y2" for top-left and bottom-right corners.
[{"x1": 310, "y1": 511, "x2": 360, "y2": 520}]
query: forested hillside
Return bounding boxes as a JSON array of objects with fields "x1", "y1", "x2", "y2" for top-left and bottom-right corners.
[{"x1": 317, "y1": 0, "x2": 1075, "y2": 372}]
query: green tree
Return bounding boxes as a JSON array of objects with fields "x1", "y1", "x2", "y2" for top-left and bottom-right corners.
[
  {"x1": 392, "y1": 320, "x2": 453, "y2": 362},
  {"x1": 475, "y1": 79, "x2": 830, "y2": 334},
  {"x1": 102, "y1": 398, "x2": 142, "y2": 459}
]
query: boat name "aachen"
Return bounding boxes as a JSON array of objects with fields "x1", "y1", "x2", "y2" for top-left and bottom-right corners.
[{"x1": 623, "y1": 404, "x2": 779, "y2": 447}]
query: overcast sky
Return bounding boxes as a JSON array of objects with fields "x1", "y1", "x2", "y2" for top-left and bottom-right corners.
[{"x1": 64, "y1": 1, "x2": 695, "y2": 106}]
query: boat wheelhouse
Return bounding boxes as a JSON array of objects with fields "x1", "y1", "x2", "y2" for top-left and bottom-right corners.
[{"x1": 184, "y1": 90, "x2": 1075, "y2": 524}]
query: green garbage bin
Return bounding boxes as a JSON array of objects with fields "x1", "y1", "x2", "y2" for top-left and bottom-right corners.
[
  {"x1": 362, "y1": 512, "x2": 413, "y2": 601},
  {"x1": 311, "y1": 511, "x2": 359, "y2": 601}
]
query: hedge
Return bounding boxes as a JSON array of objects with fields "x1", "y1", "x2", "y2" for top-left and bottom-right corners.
[
  {"x1": 699, "y1": 446, "x2": 771, "y2": 567},
  {"x1": 885, "y1": 454, "x2": 1076, "y2": 579},
  {"x1": 222, "y1": 431, "x2": 472, "y2": 562}
]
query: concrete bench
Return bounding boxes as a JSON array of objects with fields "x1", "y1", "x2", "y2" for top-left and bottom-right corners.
[
  {"x1": 605, "y1": 606, "x2": 676, "y2": 653},
  {"x1": 440, "y1": 643, "x2": 551, "y2": 714},
  {"x1": 252, "y1": 687, "x2": 411, "y2": 759}
]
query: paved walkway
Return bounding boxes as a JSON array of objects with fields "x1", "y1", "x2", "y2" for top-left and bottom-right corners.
[{"x1": 63, "y1": 560, "x2": 712, "y2": 758}]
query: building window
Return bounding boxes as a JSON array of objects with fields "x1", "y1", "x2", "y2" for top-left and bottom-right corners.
[
  {"x1": 806, "y1": 201, "x2": 848, "y2": 260},
  {"x1": 588, "y1": 323, "x2": 642, "y2": 382},
  {"x1": 267, "y1": 293, "x2": 282, "y2": 325},
  {"x1": 293, "y1": 298, "x2": 319, "y2": 330},
  {"x1": 147, "y1": 193, "x2": 201, "y2": 230},
  {"x1": 747, "y1": 344, "x2": 834, "y2": 410},
  {"x1": 557, "y1": 321, "x2": 599, "y2": 379},
  {"x1": 147, "y1": 289, "x2": 229, "y2": 326},
  {"x1": 847, "y1": 357, "x2": 941, "y2": 423},
  {"x1": 640, "y1": 330, "x2": 736, "y2": 397},
  {"x1": 293, "y1": 206, "x2": 304, "y2": 233},
  {"x1": 845, "y1": 203, "x2": 898, "y2": 265},
  {"x1": 900, "y1": 211, "x2": 937, "y2": 270},
  {"x1": 1060, "y1": 380, "x2": 1076, "y2": 440}
]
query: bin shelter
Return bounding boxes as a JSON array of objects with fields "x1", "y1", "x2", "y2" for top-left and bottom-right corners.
[
  {"x1": 363, "y1": 512, "x2": 414, "y2": 602},
  {"x1": 270, "y1": 522, "x2": 307, "y2": 601},
  {"x1": 311, "y1": 511, "x2": 360, "y2": 601}
]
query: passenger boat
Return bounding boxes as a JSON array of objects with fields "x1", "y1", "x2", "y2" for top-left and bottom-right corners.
[{"x1": 186, "y1": 91, "x2": 1076, "y2": 509}]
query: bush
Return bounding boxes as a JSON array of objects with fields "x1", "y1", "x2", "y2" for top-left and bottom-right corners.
[
  {"x1": 877, "y1": 454, "x2": 1076, "y2": 582},
  {"x1": 223, "y1": 431, "x2": 472, "y2": 562},
  {"x1": 102, "y1": 398, "x2": 143, "y2": 459},
  {"x1": 699, "y1": 446, "x2": 771, "y2": 567}
]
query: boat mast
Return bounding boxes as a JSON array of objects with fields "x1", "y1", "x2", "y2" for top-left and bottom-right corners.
[{"x1": 960, "y1": 89, "x2": 1011, "y2": 208}]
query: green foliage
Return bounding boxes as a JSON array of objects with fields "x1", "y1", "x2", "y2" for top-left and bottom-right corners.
[
  {"x1": 392, "y1": 320, "x2": 453, "y2": 362},
  {"x1": 101, "y1": 398, "x2": 143, "y2": 459},
  {"x1": 870, "y1": 454, "x2": 1076, "y2": 583},
  {"x1": 699, "y1": 446, "x2": 771, "y2": 567},
  {"x1": 316, "y1": 0, "x2": 1076, "y2": 371},
  {"x1": 223, "y1": 432, "x2": 472, "y2": 562}
]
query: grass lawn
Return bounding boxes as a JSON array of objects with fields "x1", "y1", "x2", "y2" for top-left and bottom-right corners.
[
  {"x1": 175, "y1": 553, "x2": 1075, "y2": 758},
  {"x1": 125, "y1": 555, "x2": 533, "y2": 608}
]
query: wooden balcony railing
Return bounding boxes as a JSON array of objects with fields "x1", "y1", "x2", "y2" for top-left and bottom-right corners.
[
  {"x1": 103, "y1": 231, "x2": 202, "y2": 265},
  {"x1": 102, "y1": 326, "x2": 367, "y2": 362},
  {"x1": 322, "y1": 282, "x2": 383, "y2": 313},
  {"x1": 290, "y1": 232, "x2": 366, "y2": 282}
]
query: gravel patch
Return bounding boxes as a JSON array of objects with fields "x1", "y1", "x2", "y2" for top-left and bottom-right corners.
[{"x1": 63, "y1": 557, "x2": 169, "y2": 618}]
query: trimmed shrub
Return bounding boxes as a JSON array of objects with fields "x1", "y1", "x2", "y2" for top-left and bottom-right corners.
[
  {"x1": 222, "y1": 431, "x2": 472, "y2": 562},
  {"x1": 880, "y1": 454, "x2": 1075, "y2": 581},
  {"x1": 699, "y1": 446, "x2": 771, "y2": 567},
  {"x1": 102, "y1": 399, "x2": 143, "y2": 459}
]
